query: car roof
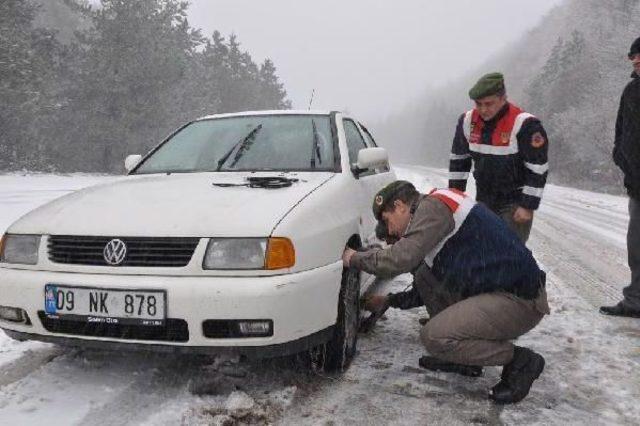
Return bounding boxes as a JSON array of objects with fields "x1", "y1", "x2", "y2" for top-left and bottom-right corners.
[{"x1": 197, "y1": 109, "x2": 339, "y2": 121}]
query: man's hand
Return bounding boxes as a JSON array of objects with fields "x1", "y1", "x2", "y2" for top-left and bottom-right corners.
[
  {"x1": 363, "y1": 295, "x2": 389, "y2": 312},
  {"x1": 342, "y1": 248, "x2": 357, "y2": 267},
  {"x1": 359, "y1": 294, "x2": 391, "y2": 333},
  {"x1": 513, "y1": 207, "x2": 534, "y2": 224}
]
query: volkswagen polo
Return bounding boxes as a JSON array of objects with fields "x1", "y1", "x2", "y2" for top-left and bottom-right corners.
[{"x1": 0, "y1": 110, "x2": 395, "y2": 371}]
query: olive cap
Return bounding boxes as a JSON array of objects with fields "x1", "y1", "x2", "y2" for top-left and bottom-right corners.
[
  {"x1": 468, "y1": 72, "x2": 505, "y2": 100},
  {"x1": 372, "y1": 180, "x2": 416, "y2": 220}
]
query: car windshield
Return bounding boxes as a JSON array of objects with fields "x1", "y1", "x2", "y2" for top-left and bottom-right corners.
[{"x1": 133, "y1": 114, "x2": 336, "y2": 174}]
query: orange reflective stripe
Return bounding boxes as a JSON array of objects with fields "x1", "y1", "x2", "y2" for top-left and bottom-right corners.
[
  {"x1": 429, "y1": 191, "x2": 460, "y2": 213},
  {"x1": 468, "y1": 103, "x2": 525, "y2": 147}
]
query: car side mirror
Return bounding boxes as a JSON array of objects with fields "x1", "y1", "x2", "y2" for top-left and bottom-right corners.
[
  {"x1": 124, "y1": 154, "x2": 142, "y2": 172},
  {"x1": 353, "y1": 147, "x2": 389, "y2": 176}
]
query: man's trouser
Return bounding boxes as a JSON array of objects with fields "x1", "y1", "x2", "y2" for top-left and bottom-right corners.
[
  {"x1": 413, "y1": 264, "x2": 461, "y2": 317},
  {"x1": 419, "y1": 287, "x2": 549, "y2": 366},
  {"x1": 489, "y1": 203, "x2": 532, "y2": 244},
  {"x1": 478, "y1": 193, "x2": 533, "y2": 244},
  {"x1": 623, "y1": 197, "x2": 640, "y2": 310}
]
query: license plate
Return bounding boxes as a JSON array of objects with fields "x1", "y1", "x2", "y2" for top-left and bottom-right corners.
[{"x1": 44, "y1": 285, "x2": 166, "y2": 326}]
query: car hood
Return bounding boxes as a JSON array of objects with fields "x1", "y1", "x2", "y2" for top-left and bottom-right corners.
[{"x1": 9, "y1": 172, "x2": 334, "y2": 237}]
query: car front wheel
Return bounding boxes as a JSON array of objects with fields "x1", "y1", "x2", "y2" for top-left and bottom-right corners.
[{"x1": 309, "y1": 266, "x2": 360, "y2": 373}]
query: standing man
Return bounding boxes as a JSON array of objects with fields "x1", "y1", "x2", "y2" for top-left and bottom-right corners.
[
  {"x1": 448, "y1": 72, "x2": 549, "y2": 243},
  {"x1": 343, "y1": 181, "x2": 549, "y2": 404},
  {"x1": 600, "y1": 37, "x2": 640, "y2": 318}
]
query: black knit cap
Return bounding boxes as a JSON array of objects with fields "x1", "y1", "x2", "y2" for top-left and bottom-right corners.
[{"x1": 629, "y1": 36, "x2": 640, "y2": 58}]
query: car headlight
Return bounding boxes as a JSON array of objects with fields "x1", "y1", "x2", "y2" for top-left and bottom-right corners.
[
  {"x1": 203, "y1": 237, "x2": 295, "y2": 270},
  {"x1": 0, "y1": 234, "x2": 41, "y2": 265}
]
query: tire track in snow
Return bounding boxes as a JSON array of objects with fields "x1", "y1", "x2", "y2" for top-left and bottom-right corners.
[
  {"x1": 0, "y1": 349, "x2": 208, "y2": 424},
  {"x1": 500, "y1": 271, "x2": 640, "y2": 425},
  {"x1": 530, "y1": 207, "x2": 628, "y2": 307},
  {"x1": 78, "y1": 354, "x2": 200, "y2": 426},
  {"x1": 538, "y1": 201, "x2": 627, "y2": 249},
  {"x1": 0, "y1": 347, "x2": 64, "y2": 388}
]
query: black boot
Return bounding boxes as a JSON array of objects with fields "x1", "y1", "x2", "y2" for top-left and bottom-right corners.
[
  {"x1": 599, "y1": 302, "x2": 640, "y2": 318},
  {"x1": 418, "y1": 356, "x2": 483, "y2": 377},
  {"x1": 489, "y1": 346, "x2": 545, "y2": 404}
]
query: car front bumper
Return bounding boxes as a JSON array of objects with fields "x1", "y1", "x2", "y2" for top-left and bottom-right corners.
[{"x1": 0, "y1": 261, "x2": 344, "y2": 358}]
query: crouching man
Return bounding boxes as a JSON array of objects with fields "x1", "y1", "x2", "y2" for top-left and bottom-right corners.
[{"x1": 342, "y1": 181, "x2": 549, "y2": 404}]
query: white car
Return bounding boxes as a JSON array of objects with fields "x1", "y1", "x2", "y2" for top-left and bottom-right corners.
[{"x1": 0, "y1": 110, "x2": 396, "y2": 371}]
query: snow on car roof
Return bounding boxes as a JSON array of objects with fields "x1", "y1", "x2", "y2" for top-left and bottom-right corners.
[{"x1": 197, "y1": 110, "x2": 336, "y2": 120}]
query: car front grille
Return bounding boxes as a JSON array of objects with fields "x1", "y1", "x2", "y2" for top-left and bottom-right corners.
[{"x1": 48, "y1": 235, "x2": 200, "y2": 267}]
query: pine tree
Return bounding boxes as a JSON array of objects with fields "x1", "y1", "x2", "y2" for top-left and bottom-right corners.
[
  {"x1": 1, "y1": 0, "x2": 292, "y2": 172},
  {"x1": 0, "y1": 0, "x2": 62, "y2": 170},
  {"x1": 259, "y1": 59, "x2": 292, "y2": 110},
  {"x1": 64, "y1": 0, "x2": 204, "y2": 171},
  {"x1": 182, "y1": 31, "x2": 291, "y2": 118}
]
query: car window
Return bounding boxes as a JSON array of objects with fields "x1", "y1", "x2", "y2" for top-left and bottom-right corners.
[
  {"x1": 134, "y1": 115, "x2": 336, "y2": 174},
  {"x1": 359, "y1": 123, "x2": 378, "y2": 148},
  {"x1": 343, "y1": 119, "x2": 367, "y2": 165}
]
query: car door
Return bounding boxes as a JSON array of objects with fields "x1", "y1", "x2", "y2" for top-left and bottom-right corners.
[
  {"x1": 356, "y1": 121, "x2": 396, "y2": 245},
  {"x1": 342, "y1": 118, "x2": 395, "y2": 250}
]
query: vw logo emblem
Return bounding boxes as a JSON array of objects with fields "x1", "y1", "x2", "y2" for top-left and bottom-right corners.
[{"x1": 103, "y1": 239, "x2": 127, "y2": 266}]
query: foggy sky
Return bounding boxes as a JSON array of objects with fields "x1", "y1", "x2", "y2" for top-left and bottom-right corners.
[{"x1": 187, "y1": 0, "x2": 563, "y2": 122}]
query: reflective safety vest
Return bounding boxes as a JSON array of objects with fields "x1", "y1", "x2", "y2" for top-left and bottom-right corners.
[
  {"x1": 462, "y1": 104, "x2": 535, "y2": 156},
  {"x1": 423, "y1": 188, "x2": 543, "y2": 300},
  {"x1": 424, "y1": 188, "x2": 475, "y2": 267}
]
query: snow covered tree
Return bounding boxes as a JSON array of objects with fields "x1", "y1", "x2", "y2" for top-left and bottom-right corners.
[
  {"x1": 58, "y1": 1, "x2": 291, "y2": 172},
  {"x1": 175, "y1": 31, "x2": 290, "y2": 126},
  {"x1": 258, "y1": 59, "x2": 292, "y2": 110},
  {"x1": 0, "y1": 0, "x2": 63, "y2": 170},
  {"x1": 61, "y1": 0, "x2": 204, "y2": 171},
  {"x1": 0, "y1": 0, "x2": 292, "y2": 172},
  {"x1": 376, "y1": 0, "x2": 640, "y2": 193}
]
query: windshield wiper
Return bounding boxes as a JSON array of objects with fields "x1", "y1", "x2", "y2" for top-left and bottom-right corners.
[
  {"x1": 310, "y1": 119, "x2": 322, "y2": 168},
  {"x1": 216, "y1": 124, "x2": 263, "y2": 171},
  {"x1": 247, "y1": 176, "x2": 299, "y2": 188},
  {"x1": 212, "y1": 176, "x2": 299, "y2": 189}
]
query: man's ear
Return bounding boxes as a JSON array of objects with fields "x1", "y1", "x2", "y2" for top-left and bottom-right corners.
[{"x1": 393, "y1": 199, "x2": 406, "y2": 212}]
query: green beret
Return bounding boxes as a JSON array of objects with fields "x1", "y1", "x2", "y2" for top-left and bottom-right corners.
[
  {"x1": 372, "y1": 180, "x2": 415, "y2": 220},
  {"x1": 468, "y1": 72, "x2": 505, "y2": 100}
]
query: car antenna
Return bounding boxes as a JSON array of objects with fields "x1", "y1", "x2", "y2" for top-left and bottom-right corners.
[{"x1": 308, "y1": 89, "x2": 315, "y2": 110}]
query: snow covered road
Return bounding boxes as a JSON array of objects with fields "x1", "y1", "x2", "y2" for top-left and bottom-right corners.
[{"x1": 0, "y1": 168, "x2": 638, "y2": 425}]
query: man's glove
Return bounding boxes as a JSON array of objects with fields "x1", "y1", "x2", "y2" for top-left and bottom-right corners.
[{"x1": 363, "y1": 294, "x2": 389, "y2": 312}]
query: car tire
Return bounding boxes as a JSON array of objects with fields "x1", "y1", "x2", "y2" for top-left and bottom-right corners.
[{"x1": 309, "y1": 266, "x2": 361, "y2": 373}]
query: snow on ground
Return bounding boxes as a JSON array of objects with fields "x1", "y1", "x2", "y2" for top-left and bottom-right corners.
[{"x1": 0, "y1": 168, "x2": 638, "y2": 425}]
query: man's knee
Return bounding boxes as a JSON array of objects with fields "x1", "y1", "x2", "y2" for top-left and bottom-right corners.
[{"x1": 420, "y1": 323, "x2": 458, "y2": 356}]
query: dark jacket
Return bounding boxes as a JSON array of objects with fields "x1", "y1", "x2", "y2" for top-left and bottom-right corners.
[
  {"x1": 614, "y1": 72, "x2": 640, "y2": 200},
  {"x1": 449, "y1": 103, "x2": 549, "y2": 211}
]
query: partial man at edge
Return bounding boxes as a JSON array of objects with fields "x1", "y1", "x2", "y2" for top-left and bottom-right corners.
[
  {"x1": 343, "y1": 180, "x2": 549, "y2": 404},
  {"x1": 600, "y1": 36, "x2": 640, "y2": 319},
  {"x1": 448, "y1": 72, "x2": 549, "y2": 243}
]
